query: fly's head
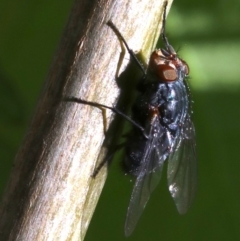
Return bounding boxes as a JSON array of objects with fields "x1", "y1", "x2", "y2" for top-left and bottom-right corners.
[
  {"x1": 148, "y1": 1, "x2": 189, "y2": 83},
  {"x1": 148, "y1": 45, "x2": 189, "y2": 83}
]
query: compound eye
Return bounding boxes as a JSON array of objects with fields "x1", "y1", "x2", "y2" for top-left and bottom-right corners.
[
  {"x1": 149, "y1": 50, "x2": 178, "y2": 82},
  {"x1": 180, "y1": 59, "x2": 189, "y2": 75},
  {"x1": 156, "y1": 64, "x2": 178, "y2": 82},
  {"x1": 184, "y1": 63, "x2": 189, "y2": 75}
]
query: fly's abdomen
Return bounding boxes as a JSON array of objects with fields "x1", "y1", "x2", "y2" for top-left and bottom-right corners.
[{"x1": 124, "y1": 133, "x2": 147, "y2": 176}]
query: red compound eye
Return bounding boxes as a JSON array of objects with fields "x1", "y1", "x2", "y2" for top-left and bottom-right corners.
[
  {"x1": 149, "y1": 51, "x2": 178, "y2": 82},
  {"x1": 182, "y1": 61, "x2": 189, "y2": 75},
  {"x1": 156, "y1": 64, "x2": 178, "y2": 82}
]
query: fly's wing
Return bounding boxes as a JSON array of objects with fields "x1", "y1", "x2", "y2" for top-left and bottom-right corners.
[
  {"x1": 125, "y1": 119, "x2": 165, "y2": 236},
  {"x1": 167, "y1": 116, "x2": 197, "y2": 214}
]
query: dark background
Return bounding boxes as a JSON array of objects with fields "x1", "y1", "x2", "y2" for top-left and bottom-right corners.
[{"x1": 1, "y1": 0, "x2": 240, "y2": 240}]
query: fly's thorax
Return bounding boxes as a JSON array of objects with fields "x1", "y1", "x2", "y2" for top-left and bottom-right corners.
[{"x1": 158, "y1": 80, "x2": 189, "y2": 134}]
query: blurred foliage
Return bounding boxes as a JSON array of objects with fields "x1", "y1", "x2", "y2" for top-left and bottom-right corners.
[
  {"x1": 0, "y1": 0, "x2": 240, "y2": 241},
  {"x1": 0, "y1": 0, "x2": 73, "y2": 194}
]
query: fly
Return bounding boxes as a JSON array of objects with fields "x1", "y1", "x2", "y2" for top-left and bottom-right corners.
[{"x1": 65, "y1": 1, "x2": 197, "y2": 236}]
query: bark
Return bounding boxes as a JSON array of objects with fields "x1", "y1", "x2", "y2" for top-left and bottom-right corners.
[{"x1": 0, "y1": 0, "x2": 173, "y2": 240}]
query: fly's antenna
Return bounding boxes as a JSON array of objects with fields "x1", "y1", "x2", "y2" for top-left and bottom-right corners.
[{"x1": 161, "y1": 1, "x2": 171, "y2": 48}]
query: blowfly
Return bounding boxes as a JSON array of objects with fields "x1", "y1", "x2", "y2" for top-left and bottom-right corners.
[{"x1": 65, "y1": 1, "x2": 197, "y2": 236}]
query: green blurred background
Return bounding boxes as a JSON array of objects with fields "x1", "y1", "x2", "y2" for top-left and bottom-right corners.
[{"x1": 1, "y1": 0, "x2": 240, "y2": 240}]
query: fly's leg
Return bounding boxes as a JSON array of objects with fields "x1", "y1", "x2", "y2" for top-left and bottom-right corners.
[
  {"x1": 64, "y1": 97, "x2": 148, "y2": 177},
  {"x1": 161, "y1": 1, "x2": 171, "y2": 48},
  {"x1": 64, "y1": 97, "x2": 147, "y2": 136}
]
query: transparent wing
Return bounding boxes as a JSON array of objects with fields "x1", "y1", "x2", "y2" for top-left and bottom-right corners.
[
  {"x1": 124, "y1": 119, "x2": 165, "y2": 236},
  {"x1": 167, "y1": 117, "x2": 197, "y2": 214}
]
